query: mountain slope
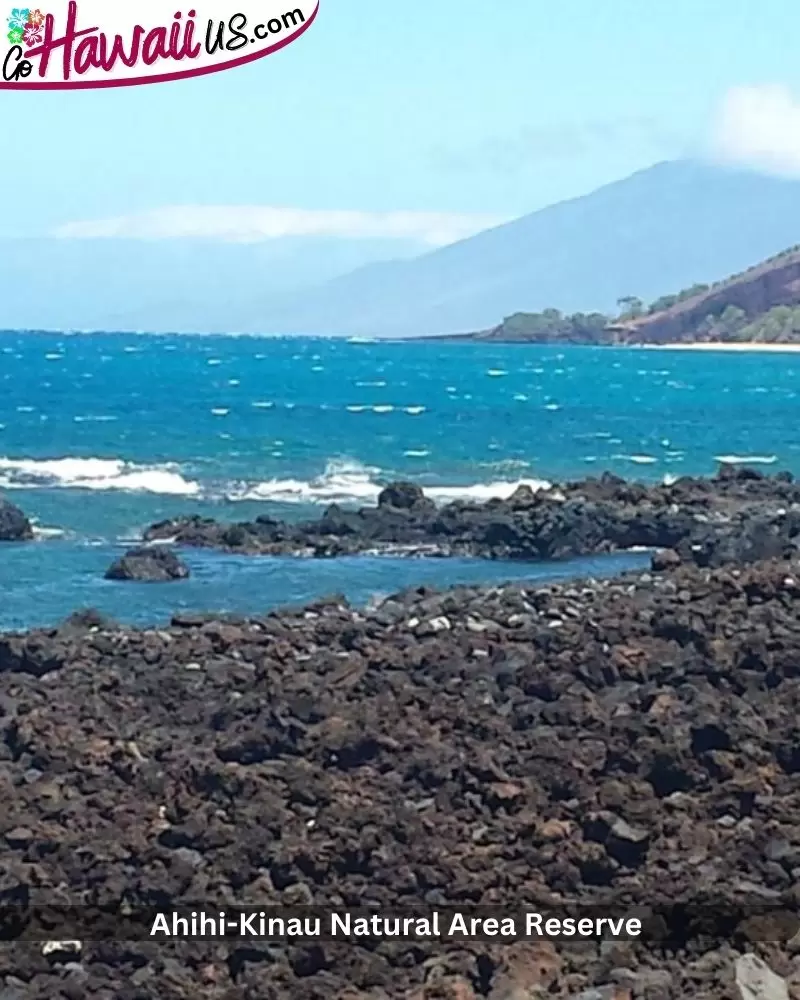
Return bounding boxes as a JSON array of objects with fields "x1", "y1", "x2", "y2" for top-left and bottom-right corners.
[
  {"x1": 609, "y1": 247, "x2": 800, "y2": 344},
  {"x1": 0, "y1": 236, "x2": 427, "y2": 333},
  {"x1": 250, "y1": 160, "x2": 800, "y2": 337}
]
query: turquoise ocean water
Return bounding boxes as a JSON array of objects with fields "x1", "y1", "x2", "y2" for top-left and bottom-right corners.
[{"x1": 1, "y1": 331, "x2": 797, "y2": 629}]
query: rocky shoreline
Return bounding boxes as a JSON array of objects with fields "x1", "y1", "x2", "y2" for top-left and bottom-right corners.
[
  {"x1": 2, "y1": 554, "x2": 800, "y2": 996},
  {"x1": 141, "y1": 466, "x2": 800, "y2": 572}
]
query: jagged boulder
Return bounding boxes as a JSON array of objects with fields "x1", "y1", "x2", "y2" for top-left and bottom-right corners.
[
  {"x1": 105, "y1": 546, "x2": 190, "y2": 583},
  {"x1": 377, "y1": 481, "x2": 431, "y2": 511},
  {"x1": 0, "y1": 495, "x2": 33, "y2": 541}
]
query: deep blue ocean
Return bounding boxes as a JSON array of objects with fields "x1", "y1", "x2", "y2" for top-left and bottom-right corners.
[{"x1": 2, "y1": 331, "x2": 797, "y2": 630}]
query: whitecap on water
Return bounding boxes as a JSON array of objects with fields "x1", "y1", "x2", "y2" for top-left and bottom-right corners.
[
  {"x1": 404, "y1": 450, "x2": 430, "y2": 458},
  {"x1": 612, "y1": 454, "x2": 658, "y2": 465},
  {"x1": 207, "y1": 359, "x2": 222, "y2": 366},
  {"x1": 372, "y1": 405, "x2": 395, "y2": 413},
  {"x1": 714, "y1": 454, "x2": 777, "y2": 465},
  {"x1": 252, "y1": 401, "x2": 273, "y2": 409},
  {"x1": 404, "y1": 406, "x2": 426, "y2": 415},
  {"x1": 486, "y1": 369, "x2": 508, "y2": 377},
  {"x1": 211, "y1": 408, "x2": 229, "y2": 416}
]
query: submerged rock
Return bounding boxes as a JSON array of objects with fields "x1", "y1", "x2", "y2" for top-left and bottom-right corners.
[
  {"x1": 104, "y1": 546, "x2": 190, "y2": 582},
  {"x1": 0, "y1": 495, "x2": 33, "y2": 541}
]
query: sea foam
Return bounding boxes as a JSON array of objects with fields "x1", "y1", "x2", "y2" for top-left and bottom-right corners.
[
  {"x1": 0, "y1": 457, "x2": 200, "y2": 496},
  {"x1": 227, "y1": 459, "x2": 550, "y2": 505}
]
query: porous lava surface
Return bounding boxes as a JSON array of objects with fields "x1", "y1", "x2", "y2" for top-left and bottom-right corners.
[
  {"x1": 3, "y1": 558, "x2": 800, "y2": 996},
  {"x1": 144, "y1": 466, "x2": 800, "y2": 569}
]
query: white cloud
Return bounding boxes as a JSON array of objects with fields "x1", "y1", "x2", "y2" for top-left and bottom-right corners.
[
  {"x1": 52, "y1": 206, "x2": 508, "y2": 248},
  {"x1": 710, "y1": 84, "x2": 800, "y2": 176}
]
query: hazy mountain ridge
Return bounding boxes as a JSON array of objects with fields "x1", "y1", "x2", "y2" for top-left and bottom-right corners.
[
  {"x1": 0, "y1": 236, "x2": 428, "y2": 333},
  {"x1": 250, "y1": 160, "x2": 800, "y2": 337},
  {"x1": 7, "y1": 160, "x2": 800, "y2": 335}
]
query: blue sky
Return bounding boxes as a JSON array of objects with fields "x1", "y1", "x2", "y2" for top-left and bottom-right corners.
[{"x1": 5, "y1": 0, "x2": 800, "y2": 241}]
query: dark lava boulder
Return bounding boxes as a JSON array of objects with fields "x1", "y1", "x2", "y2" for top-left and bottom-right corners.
[
  {"x1": 652, "y1": 548, "x2": 682, "y2": 572},
  {"x1": 0, "y1": 495, "x2": 33, "y2": 541},
  {"x1": 59, "y1": 608, "x2": 120, "y2": 632},
  {"x1": 507, "y1": 483, "x2": 539, "y2": 508},
  {"x1": 377, "y1": 480, "x2": 433, "y2": 511},
  {"x1": 105, "y1": 546, "x2": 190, "y2": 582}
]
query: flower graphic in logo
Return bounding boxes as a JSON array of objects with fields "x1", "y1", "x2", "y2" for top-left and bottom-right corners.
[
  {"x1": 22, "y1": 20, "x2": 41, "y2": 44},
  {"x1": 6, "y1": 7, "x2": 29, "y2": 30},
  {"x1": 6, "y1": 7, "x2": 45, "y2": 47}
]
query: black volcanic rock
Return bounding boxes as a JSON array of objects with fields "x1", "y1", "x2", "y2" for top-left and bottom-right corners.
[
  {"x1": 0, "y1": 495, "x2": 33, "y2": 541},
  {"x1": 144, "y1": 470, "x2": 800, "y2": 570},
  {"x1": 378, "y1": 481, "x2": 433, "y2": 511},
  {"x1": 105, "y1": 546, "x2": 190, "y2": 582},
  {"x1": 1, "y1": 558, "x2": 800, "y2": 995}
]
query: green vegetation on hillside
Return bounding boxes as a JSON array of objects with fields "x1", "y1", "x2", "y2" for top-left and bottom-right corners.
[
  {"x1": 697, "y1": 304, "x2": 800, "y2": 343},
  {"x1": 488, "y1": 309, "x2": 609, "y2": 343},
  {"x1": 645, "y1": 284, "x2": 710, "y2": 314},
  {"x1": 490, "y1": 301, "x2": 800, "y2": 345},
  {"x1": 483, "y1": 246, "x2": 800, "y2": 344},
  {"x1": 488, "y1": 286, "x2": 719, "y2": 340}
]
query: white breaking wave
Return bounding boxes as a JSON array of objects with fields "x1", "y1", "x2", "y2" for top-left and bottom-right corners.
[
  {"x1": 0, "y1": 454, "x2": 551, "y2": 505},
  {"x1": 0, "y1": 457, "x2": 200, "y2": 496},
  {"x1": 227, "y1": 459, "x2": 384, "y2": 503},
  {"x1": 32, "y1": 524, "x2": 67, "y2": 539},
  {"x1": 424, "y1": 479, "x2": 550, "y2": 503},
  {"x1": 714, "y1": 454, "x2": 778, "y2": 465},
  {"x1": 612, "y1": 454, "x2": 658, "y2": 465},
  {"x1": 227, "y1": 459, "x2": 550, "y2": 505}
]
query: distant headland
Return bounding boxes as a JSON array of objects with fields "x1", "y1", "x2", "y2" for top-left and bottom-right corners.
[{"x1": 427, "y1": 245, "x2": 800, "y2": 347}]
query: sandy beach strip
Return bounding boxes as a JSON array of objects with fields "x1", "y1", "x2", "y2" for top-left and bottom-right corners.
[{"x1": 637, "y1": 341, "x2": 800, "y2": 353}]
